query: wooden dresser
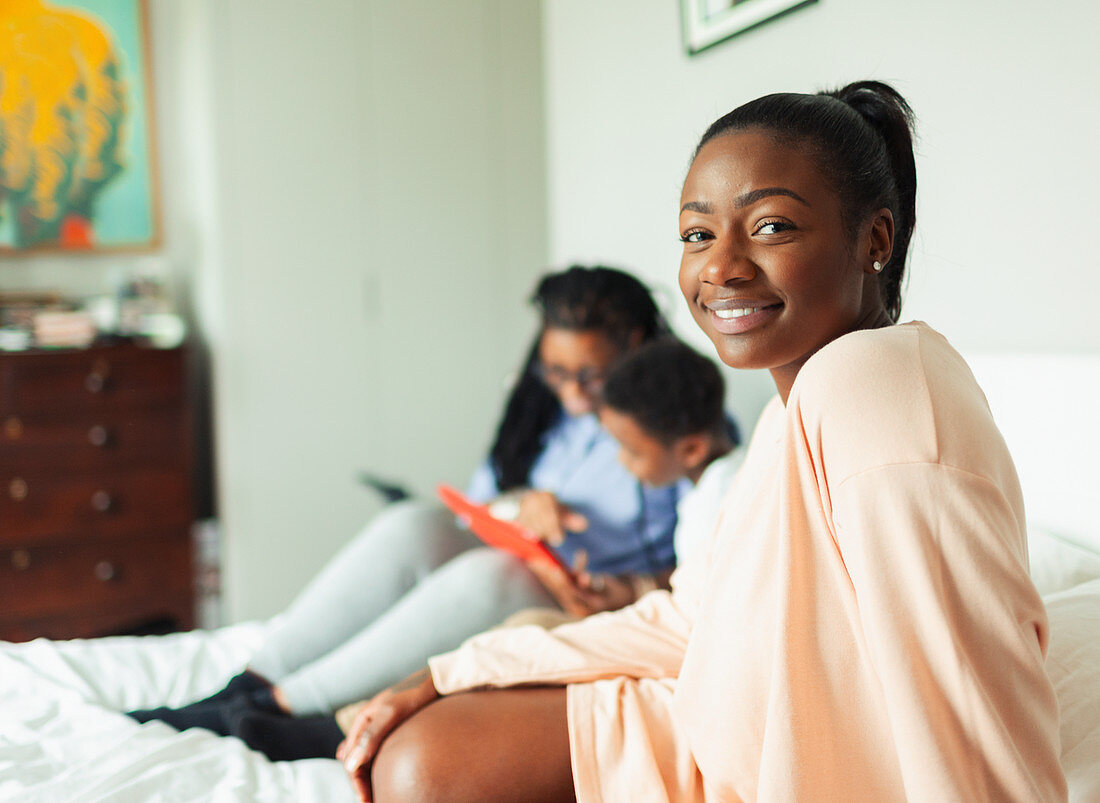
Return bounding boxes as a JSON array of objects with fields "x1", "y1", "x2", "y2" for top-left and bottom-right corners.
[{"x1": 0, "y1": 342, "x2": 196, "y2": 641}]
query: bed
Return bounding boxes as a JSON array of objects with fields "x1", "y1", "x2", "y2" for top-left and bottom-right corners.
[
  {"x1": 0, "y1": 621, "x2": 353, "y2": 802},
  {"x1": 1, "y1": 353, "x2": 1098, "y2": 802}
]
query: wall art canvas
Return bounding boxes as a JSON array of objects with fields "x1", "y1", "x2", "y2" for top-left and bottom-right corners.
[
  {"x1": 681, "y1": 0, "x2": 818, "y2": 55},
  {"x1": 0, "y1": 0, "x2": 158, "y2": 252}
]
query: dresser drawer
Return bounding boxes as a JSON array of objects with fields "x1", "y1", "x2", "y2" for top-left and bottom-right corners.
[
  {"x1": 1, "y1": 346, "x2": 185, "y2": 413},
  {"x1": 0, "y1": 407, "x2": 188, "y2": 472},
  {"x1": 1, "y1": 469, "x2": 192, "y2": 542},
  {"x1": 0, "y1": 533, "x2": 193, "y2": 621},
  {"x1": 0, "y1": 592, "x2": 195, "y2": 642},
  {"x1": 0, "y1": 343, "x2": 198, "y2": 641}
]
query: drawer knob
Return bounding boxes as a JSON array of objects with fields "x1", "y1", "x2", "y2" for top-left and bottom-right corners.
[
  {"x1": 11, "y1": 549, "x2": 31, "y2": 571},
  {"x1": 88, "y1": 425, "x2": 110, "y2": 447},
  {"x1": 85, "y1": 360, "x2": 111, "y2": 393},
  {"x1": 9, "y1": 477, "x2": 28, "y2": 501},
  {"x1": 4, "y1": 417, "x2": 22, "y2": 440},
  {"x1": 91, "y1": 490, "x2": 113, "y2": 512},
  {"x1": 94, "y1": 560, "x2": 118, "y2": 582},
  {"x1": 85, "y1": 372, "x2": 107, "y2": 393}
]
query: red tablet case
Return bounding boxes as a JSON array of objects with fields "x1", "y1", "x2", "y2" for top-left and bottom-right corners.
[{"x1": 436, "y1": 484, "x2": 569, "y2": 570}]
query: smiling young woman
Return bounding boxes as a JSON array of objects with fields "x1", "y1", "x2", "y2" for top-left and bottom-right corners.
[
  {"x1": 677, "y1": 87, "x2": 911, "y2": 401},
  {"x1": 342, "y1": 83, "x2": 1065, "y2": 803}
]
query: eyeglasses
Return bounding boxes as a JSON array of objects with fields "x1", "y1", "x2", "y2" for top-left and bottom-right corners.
[{"x1": 533, "y1": 363, "x2": 608, "y2": 394}]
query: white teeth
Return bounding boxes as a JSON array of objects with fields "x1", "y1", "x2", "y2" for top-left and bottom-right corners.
[{"x1": 713, "y1": 307, "x2": 762, "y2": 319}]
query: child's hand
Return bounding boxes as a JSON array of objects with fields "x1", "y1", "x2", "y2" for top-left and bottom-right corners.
[
  {"x1": 515, "y1": 490, "x2": 588, "y2": 546},
  {"x1": 573, "y1": 569, "x2": 637, "y2": 614},
  {"x1": 526, "y1": 550, "x2": 638, "y2": 617}
]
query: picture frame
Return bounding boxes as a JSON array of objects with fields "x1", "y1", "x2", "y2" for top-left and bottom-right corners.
[
  {"x1": 0, "y1": 0, "x2": 160, "y2": 254},
  {"x1": 680, "y1": 0, "x2": 818, "y2": 56}
]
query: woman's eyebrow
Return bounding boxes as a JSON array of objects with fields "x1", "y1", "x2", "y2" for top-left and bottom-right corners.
[
  {"x1": 680, "y1": 201, "x2": 712, "y2": 214},
  {"x1": 680, "y1": 187, "x2": 810, "y2": 215},
  {"x1": 734, "y1": 187, "x2": 810, "y2": 208}
]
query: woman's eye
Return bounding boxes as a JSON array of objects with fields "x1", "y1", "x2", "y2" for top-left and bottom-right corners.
[
  {"x1": 679, "y1": 229, "x2": 709, "y2": 244},
  {"x1": 755, "y1": 220, "x2": 793, "y2": 235}
]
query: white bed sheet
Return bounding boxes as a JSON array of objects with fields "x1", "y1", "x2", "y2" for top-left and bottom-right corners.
[{"x1": 0, "y1": 622, "x2": 354, "y2": 803}]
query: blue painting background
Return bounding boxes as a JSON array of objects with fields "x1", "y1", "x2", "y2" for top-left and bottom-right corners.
[{"x1": 0, "y1": 0, "x2": 156, "y2": 250}]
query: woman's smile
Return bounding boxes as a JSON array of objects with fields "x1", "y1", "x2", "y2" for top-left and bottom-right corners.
[{"x1": 705, "y1": 300, "x2": 783, "y2": 335}]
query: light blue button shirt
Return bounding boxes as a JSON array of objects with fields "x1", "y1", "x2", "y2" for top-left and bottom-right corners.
[{"x1": 466, "y1": 412, "x2": 687, "y2": 575}]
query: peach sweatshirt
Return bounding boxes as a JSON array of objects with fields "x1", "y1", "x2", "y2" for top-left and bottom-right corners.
[{"x1": 429, "y1": 323, "x2": 1066, "y2": 802}]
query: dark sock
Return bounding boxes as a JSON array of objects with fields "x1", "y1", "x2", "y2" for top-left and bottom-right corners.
[
  {"x1": 221, "y1": 669, "x2": 272, "y2": 697},
  {"x1": 247, "y1": 683, "x2": 283, "y2": 714},
  {"x1": 230, "y1": 709, "x2": 345, "y2": 761},
  {"x1": 126, "y1": 670, "x2": 275, "y2": 731},
  {"x1": 125, "y1": 696, "x2": 242, "y2": 735}
]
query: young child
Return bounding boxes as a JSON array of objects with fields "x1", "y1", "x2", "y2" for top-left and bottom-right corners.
[{"x1": 502, "y1": 337, "x2": 744, "y2": 624}]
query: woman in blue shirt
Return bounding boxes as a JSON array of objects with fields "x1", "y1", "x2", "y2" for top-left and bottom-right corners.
[{"x1": 130, "y1": 265, "x2": 689, "y2": 755}]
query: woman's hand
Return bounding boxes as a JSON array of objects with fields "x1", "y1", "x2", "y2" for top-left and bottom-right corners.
[
  {"x1": 526, "y1": 551, "x2": 638, "y2": 617},
  {"x1": 338, "y1": 668, "x2": 440, "y2": 802},
  {"x1": 515, "y1": 490, "x2": 588, "y2": 546}
]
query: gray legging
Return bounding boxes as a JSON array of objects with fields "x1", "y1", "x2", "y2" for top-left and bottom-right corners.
[{"x1": 246, "y1": 500, "x2": 557, "y2": 715}]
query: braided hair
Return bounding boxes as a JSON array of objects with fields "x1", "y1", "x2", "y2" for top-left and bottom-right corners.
[{"x1": 488, "y1": 265, "x2": 669, "y2": 491}]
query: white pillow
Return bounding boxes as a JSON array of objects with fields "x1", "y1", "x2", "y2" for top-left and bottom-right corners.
[
  {"x1": 1028, "y1": 525, "x2": 1100, "y2": 597},
  {"x1": 1043, "y1": 578, "x2": 1100, "y2": 802}
]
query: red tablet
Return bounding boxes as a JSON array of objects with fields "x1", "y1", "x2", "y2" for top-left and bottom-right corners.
[{"x1": 436, "y1": 484, "x2": 569, "y2": 570}]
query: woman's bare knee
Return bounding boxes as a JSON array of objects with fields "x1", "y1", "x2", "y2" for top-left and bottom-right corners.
[
  {"x1": 370, "y1": 698, "x2": 488, "y2": 802},
  {"x1": 370, "y1": 689, "x2": 574, "y2": 803},
  {"x1": 370, "y1": 717, "x2": 434, "y2": 802}
]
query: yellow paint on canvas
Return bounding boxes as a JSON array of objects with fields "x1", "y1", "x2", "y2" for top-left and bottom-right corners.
[{"x1": 0, "y1": 0, "x2": 125, "y2": 247}]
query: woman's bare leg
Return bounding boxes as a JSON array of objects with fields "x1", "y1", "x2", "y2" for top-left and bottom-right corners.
[{"x1": 371, "y1": 688, "x2": 575, "y2": 803}]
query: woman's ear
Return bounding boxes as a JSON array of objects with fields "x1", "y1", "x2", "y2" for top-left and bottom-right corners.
[{"x1": 865, "y1": 208, "x2": 895, "y2": 274}]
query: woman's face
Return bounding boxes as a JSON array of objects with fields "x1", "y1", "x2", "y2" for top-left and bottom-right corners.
[
  {"x1": 537, "y1": 327, "x2": 623, "y2": 416},
  {"x1": 678, "y1": 129, "x2": 890, "y2": 400}
]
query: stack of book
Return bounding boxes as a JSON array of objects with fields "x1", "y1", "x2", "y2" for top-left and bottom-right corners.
[{"x1": 32, "y1": 310, "x2": 97, "y2": 348}]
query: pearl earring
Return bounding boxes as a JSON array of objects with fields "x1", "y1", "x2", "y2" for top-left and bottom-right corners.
[{"x1": 872, "y1": 261, "x2": 883, "y2": 273}]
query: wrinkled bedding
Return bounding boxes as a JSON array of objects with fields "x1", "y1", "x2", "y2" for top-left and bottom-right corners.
[
  {"x1": 2, "y1": 591, "x2": 1099, "y2": 802},
  {"x1": 0, "y1": 623, "x2": 353, "y2": 803}
]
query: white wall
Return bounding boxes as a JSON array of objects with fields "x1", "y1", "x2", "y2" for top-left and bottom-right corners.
[
  {"x1": 206, "y1": 0, "x2": 548, "y2": 621},
  {"x1": 542, "y1": 0, "x2": 1100, "y2": 434},
  {"x1": 14, "y1": 0, "x2": 1091, "y2": 622},
  {"x1": 1, "y1": 1, "x2": 548, "y2": 623}
]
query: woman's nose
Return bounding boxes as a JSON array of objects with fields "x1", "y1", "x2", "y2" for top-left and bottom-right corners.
[
  {"x1": 559, "y1": 381, "x2": 595, "y2": 415},
  {"x1": 700, "y1": 237, "x2": 756, "y2": 285}
]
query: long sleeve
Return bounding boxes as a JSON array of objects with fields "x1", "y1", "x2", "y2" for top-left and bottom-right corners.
[
  {"x1": 431, "y1": 474, "x2": 724, "y2": 695},
  {"x1": 464, "y1": 459, "x2": 499, "y2": 504},
  {"x1": 431, "y1": 324, "x2": 1066, "y2": 803},
  {"x1": 830, "y1": 463, "x2": 1065, "y2": 802},
  {"x1": 429, "y1": 584, "x2": 694, "y2": 693},
  {"x1": 673, "y1": 324, "x2": 1065, "y2": 802}
]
